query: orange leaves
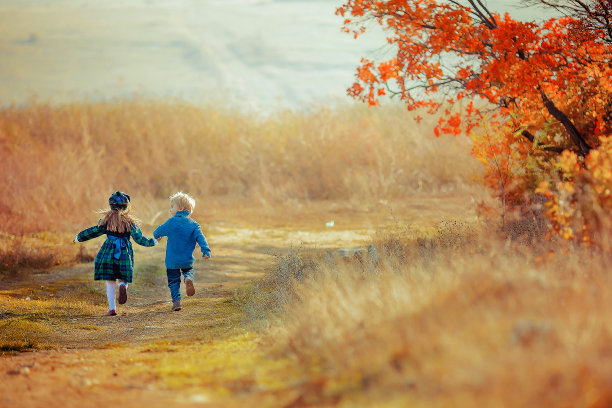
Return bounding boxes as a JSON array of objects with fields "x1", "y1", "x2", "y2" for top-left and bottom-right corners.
[
  {"x1": 471, "y1": 123, "x2": 513, "y2": 182},
  {"x1": 339, "y1": 0, "x2": 612, "y2": 145},
  {"x1": 349, "y1": 59, "x2": 379, "y2": 105},
  {"x1": 469, "y1": 120, "x2": 547, "y2": 219},
  {"x1": 585, "y1": 137, "x2": 612, "y2": 194},
  {"x1": 537, "y1": 138, "x2": 612, "y2": 246},
  {"x1": 341, "y1": 0, "x2": 612, "y2": 241},
  {"x1": 555, "y1": 150, "x2": 581, "y2": 179},
  {"x1": 534, "y1": 181, "x2": 553, "y2": 198},
  {"x1": 456, "y1": 68, "x2": 471, "y2": 80},
  {"x1": 437, "y1": 113, "x2": 462, "y2": 136},
  {"x1": 378, "y1": 59, "x2": 399, "y2": 82},
  {"x1": 347, "y1": 83, "x2": 366, "y2": 104},
  {"x1": 356, "y1": 59, "x2": 377, "y2": 84}
]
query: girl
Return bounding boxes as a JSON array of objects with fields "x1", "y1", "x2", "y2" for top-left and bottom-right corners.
[{"x1": 74, "y1": 191, "x2": 157, "y2": 316}]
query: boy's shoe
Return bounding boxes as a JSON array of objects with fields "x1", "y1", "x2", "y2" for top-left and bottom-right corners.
[
  {"x1": 172, "y1": 300, "x2": 182, "y2": 311},
  {"x1": 118, "y1": 284, "x2": 127, "y2": 304},
  {"x1": 105, "y1": 309, "x2": 117, "y2": 316},
  {"x1": 185, "y1": 278, "x2": 195, "y2": 296}
]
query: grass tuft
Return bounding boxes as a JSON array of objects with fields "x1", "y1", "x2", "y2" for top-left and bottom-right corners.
[
  {"x1": 234, "y1": 246, "x2": 319, "y2": 322},
  {"x1": 0, "y1": 317, "x2": 51, "y2": 351}
]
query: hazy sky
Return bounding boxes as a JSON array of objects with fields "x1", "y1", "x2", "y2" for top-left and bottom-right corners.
[{"x1": 0, "y1": 0, "x2": 556, "y2": 111}]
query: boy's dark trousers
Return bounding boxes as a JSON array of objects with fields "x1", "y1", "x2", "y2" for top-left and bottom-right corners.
[{"x1": 167, "y1": 267, "x2": 193, "y2": 301}]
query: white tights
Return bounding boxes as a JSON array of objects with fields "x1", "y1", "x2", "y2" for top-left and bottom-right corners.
[{"x1": 105, "y1": 280, "x2": 127, "y2": 310}]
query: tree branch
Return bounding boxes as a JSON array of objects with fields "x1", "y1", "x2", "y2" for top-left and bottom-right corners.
[
  {"x1": 520, "y1": 129, "x2": 566, "y2": 153},
  {"x1": 466, "y1": 0, "x2": 497, "y2": 29},
  {"x1": 539, "y1": 89, "x2": 592, "y2": 156}
]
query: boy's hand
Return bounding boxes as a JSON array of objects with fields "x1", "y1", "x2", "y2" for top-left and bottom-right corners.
[{"x1": 203, "y1": 255, "x2": 210, "y2": 259}]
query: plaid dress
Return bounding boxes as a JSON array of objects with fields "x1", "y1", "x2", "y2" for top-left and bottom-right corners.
[{"x1": 76, "y1": 224, "x2": 156, "y2": 282}]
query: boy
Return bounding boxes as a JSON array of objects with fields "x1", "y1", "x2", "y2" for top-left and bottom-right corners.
[{"x1": 154, "y1": 192, "x2": 211, "y2": 311}]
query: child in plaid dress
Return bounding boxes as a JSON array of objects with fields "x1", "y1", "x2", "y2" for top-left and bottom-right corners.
[
  {"x1": 154, "y1": 192, "x2": 211, "y2": 311},
  {"x1": 74, "y1": 191, "x2": 157, "y2": 316}
]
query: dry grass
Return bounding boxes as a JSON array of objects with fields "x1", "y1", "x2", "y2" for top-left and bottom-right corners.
[
  {"x1": 234, "y1": 245, "x2": 319, "y2": 323},
  {"x1": 0, "y1": 232, "x2": 79, "y2": 277},
  {"x1": 0, "y1": 100, "x2": 479, "y2": 237},
  {"x1": 0, "y1": 99, "x2": 480, "y2": 277},
  {"x1": 245, "y1": 225, "x2": 612, "y2": 406}
]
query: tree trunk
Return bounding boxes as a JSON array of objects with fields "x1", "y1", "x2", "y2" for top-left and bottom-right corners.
[{"x1": 540, "y1": 90, "x2": 592, "y2": 156}]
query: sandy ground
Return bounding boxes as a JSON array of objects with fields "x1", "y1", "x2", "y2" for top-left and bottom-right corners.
[{"x1": 0, "y1": 196, "x2": 477, "y2": 407}]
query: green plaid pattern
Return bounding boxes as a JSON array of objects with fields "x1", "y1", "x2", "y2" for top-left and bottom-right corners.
[{"x1": 76, "y1": 225, "x2": 156, "y2": 282}]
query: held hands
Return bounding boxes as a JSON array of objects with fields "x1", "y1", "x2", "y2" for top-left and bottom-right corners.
[{"x1": 203, "y1": 255, "x2": 210, "y2": 260}]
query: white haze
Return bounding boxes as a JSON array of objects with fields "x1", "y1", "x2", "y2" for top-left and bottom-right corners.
[{"x1": 0, "y1": 0, "x2": 556, "y2": 111}]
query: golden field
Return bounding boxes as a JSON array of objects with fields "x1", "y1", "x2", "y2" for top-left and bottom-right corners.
[
  {"x1": 0, "y1": 100, "x2": 477, "y2": 234},
  {"x1": 2, "y1": 99, "x2": 611, "y2": 407},
  {"x1": 0, "y1": 100, "x2": 477, "y2": 273}
]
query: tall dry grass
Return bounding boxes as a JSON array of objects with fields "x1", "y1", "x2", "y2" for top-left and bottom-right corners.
[
  {"x1": 252, "y1": 226, "x2": 612, "y2": 406},
  {"x1": 0, "y1": 99, "x2": 478, "y2": 235}
]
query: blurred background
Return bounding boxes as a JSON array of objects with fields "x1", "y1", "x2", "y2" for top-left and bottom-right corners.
[
  {"x1": 0, "y1": 0, "x2": 553, "y2": 111},
  {"x1": 0, "y1": 0, "x2": 555, "y2": 267}
]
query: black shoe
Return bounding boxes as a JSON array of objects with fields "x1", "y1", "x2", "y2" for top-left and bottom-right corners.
[{"x1": 118, "y1": 284, "x2": 127, "y2": 305}]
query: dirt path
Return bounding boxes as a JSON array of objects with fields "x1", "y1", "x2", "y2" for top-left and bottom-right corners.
[
  {"x1": 0, "y1": 197, "x2": 478, "y2": 407},
  {"x1": 0, "y1": 224, "x2": 380, "y2": 407}
]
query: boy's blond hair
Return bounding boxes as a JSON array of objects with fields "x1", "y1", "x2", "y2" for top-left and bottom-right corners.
[{"x1": 170, "y1": 192, "x2": 196, "y2": 214}]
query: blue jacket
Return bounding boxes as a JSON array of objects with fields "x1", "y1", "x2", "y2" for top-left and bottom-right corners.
[{"x1": 154, "y1": 210, "x2": 211, "y2": 269}]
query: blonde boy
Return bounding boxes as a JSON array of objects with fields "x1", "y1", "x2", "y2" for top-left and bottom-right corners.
[{"x1": 154, "y1": 192, "x2": 211, "y2": 311}]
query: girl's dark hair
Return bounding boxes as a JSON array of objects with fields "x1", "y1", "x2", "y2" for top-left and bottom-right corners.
[{"x1": 110, "y1": 203, "x2": 128, "y2": 211}]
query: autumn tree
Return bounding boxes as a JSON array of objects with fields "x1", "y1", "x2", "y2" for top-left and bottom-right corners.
[
  {"x1": 339, "y1": 0, "x2": 612, "y2": 242},
  {"x1": 338, "y1": 0, "x2": 611, "y2": 154}
]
